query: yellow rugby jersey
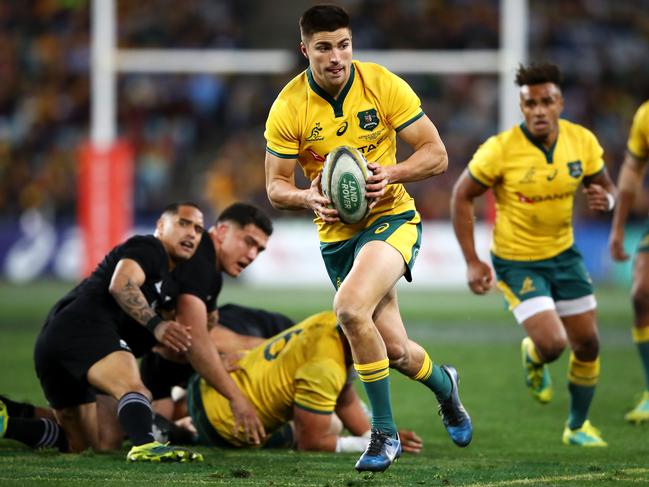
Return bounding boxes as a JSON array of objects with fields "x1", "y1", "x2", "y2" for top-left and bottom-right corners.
[
  {"x1": 199, "y1": 311, "x2": 348, "y2": 446},
  {"x1": 627, "y1": 100, "x2": 649, "y2": 160},
  {"x1": 468, "y1": 119, "x2": 605, "y2": 261},
  {"x1": 265, "y1": 60, "x2": 423, "y2": 242}
]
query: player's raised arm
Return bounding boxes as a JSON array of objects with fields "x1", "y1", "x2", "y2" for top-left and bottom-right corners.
[{"x1": 265, "y1": 151, "x2": 339, "y2": 223}]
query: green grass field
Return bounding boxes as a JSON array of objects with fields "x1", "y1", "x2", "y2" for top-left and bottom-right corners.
[{"x1": 1, "y1": 280, "x2": 647, "y2": 486}]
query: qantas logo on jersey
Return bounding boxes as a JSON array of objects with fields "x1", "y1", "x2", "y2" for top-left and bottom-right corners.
[
  {"x1": 516, "y1": 191, "x2": 573, "y2": 204},
  {"x1": 308, "y1": 134, "x2": 387, "y2": 164}
]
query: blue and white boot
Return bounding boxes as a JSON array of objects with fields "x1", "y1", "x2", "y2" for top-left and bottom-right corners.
[
  {"x1": 354, "y1": 429, "x2": 401, "y2": 472},
  {"x1": 438, "y1": 365, "x2": 473, "y2": 447}
]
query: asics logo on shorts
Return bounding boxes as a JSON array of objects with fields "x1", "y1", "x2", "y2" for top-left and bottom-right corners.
[{"x1": 119, "y1": 339, "x2": 132, "y2": 351}]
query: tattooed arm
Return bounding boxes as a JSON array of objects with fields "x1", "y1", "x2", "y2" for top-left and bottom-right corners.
[{"x1": 109, "y1": 258, "x2": 191, "y2": 352}]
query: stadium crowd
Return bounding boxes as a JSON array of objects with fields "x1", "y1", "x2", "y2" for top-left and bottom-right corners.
[{"x1": 1, "y1": 0, "x2": 648, "y2": 222}]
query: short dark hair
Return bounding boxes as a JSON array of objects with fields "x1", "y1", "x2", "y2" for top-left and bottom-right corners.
[
  {"x1": 161, "y1": 201, "x2": 202, "y2": 217},
  {"x1": 217, "y1": 203, "x2": 273, "y2": 236},
  {"x1": 515, "y1": 63, "x2": 563, "y2": 87},
  {"x1": 300, "y1": 4, "x2": 350, "y2": 39}
]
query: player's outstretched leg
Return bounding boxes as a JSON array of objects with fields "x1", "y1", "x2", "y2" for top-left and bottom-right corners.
[
  {"x1": 0, "y1": 399, "x2": 69, "y2": 451},
  {"x1": 521, "y1": 337, "x2": 553, "y2": 404},
  {"x1": 437, "y1": 365, "x2": 472, "y2": 447},
  {"x1": 354, "y1": 430, "x2": 402, "y2": 472}
]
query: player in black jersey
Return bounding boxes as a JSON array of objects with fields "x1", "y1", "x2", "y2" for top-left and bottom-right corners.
[
  {"x1": 140, "y1": 203, "x2": 277, "y2": 445},
  {"x1": 30, "y1": 202, "x2": 204, "y2": 463}
]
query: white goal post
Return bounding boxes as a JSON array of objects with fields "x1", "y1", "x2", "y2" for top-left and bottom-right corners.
[{"x1": 91, "y1": 0, "x2": 528, "y2": 148}]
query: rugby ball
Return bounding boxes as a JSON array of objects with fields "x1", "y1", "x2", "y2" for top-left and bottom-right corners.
[{"x1": 321, "y1": 146, "x2": 371, "y2": 224}]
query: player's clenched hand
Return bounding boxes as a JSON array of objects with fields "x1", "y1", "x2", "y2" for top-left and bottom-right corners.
[
  {"x1": 397, "y1": 429, "x2": 423, "y2": 454},
  {"x1": 308, "y1": 173, "x2": 340, "y2": 223},
  {"x1": 229, "y1": 393, "x2": 266, "y2": 445},
  {"x1": 583, "y1": 184, "x2": 611, "y2": 212},
  {"x1": 366, "y1": 162, "x2": 389, "y2": 208},
  {"x1": 467, "y1": 260, "x2": 493, "y2": 295},
  {"x1": 154, "y1": 320, "x2": 192, "y2": 353},
  {"x1": 609, "y1": 230, "x2": 629, "y2": 262}
]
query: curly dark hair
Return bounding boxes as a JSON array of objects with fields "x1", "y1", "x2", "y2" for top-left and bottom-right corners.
[{"x1": 515, "y1": 63, "x2": 563, "y2": 87}]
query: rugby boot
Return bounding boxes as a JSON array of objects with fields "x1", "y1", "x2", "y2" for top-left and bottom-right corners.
[
  {"x1": 521, "y1": 337, "x2": 553, "y2": 404},
  {"x1": 562, "y1": 420, "x2": 607, "y2": 447},
  {"x1": 625, "y1": 391, "x2": 649, "y2": 424},
  {"x1": 126, "y1": 441, "x2": 203, "y2": 463},
  {"x1": 354, "y1": 429, "x2": 401, "y2": 472},
  {"x1": 0, "y1": 400, "x2": 7, "y2": 438},
  {"x1": 438, "y1": 365, "x2": 473, "y2": 447}
]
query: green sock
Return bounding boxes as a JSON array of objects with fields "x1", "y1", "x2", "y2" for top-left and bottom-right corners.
[
  {"x1": 424, "y1": 365, "x2": 452, "y2": 402},
  {"x1": 412, "y1": 352, "x2": 452, "y2": 401},
  {"x1": 567, "y1": 383, "x2": 595, "y2": 430},
  {"x1": 355, "y1": 359, "x2": 396, "y2": 437}
]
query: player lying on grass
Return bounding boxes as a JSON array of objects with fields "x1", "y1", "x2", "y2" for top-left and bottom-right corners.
[{"x1": 174, "y1": 310, "x2": 423, "y2": 454}]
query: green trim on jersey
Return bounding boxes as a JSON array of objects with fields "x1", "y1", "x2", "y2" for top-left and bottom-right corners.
[
  {"x1": 396, "y1": 111, "x2": 425, "y2": 132},
  {"x1": 467, "y1": 169, "x2": 490, "y2": 188},
  {"x1": 266, "y1": 146, "x2": 298, "y2": 159},
  {"x1": 306, "y1": 64, "x2": 356, "y2": 118},
  {"x1": 294, "y1": 402, "x2": 333, "y2": 415},
  {"x1": 582, "y1": 166, "x2": 606, "y2": 184},
  {"x1": 520, "y1": 123, "x2": 558, "y2": 163}
]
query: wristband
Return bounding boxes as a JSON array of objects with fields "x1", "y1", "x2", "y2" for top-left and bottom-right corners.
[
  {"x1": 606, "y1": 192, "x2": 615, "y2": 211},
  {"x1": 145, "y1": 315, "x2": 163, "y2": 333}
]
